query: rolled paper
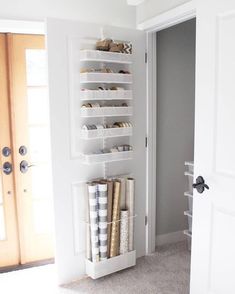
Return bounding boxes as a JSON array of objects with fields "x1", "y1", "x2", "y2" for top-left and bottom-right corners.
[
  {"x1": 120, "y1": 209, "x2": 129, "y2": 254},
  {"x1": 88, "y1": 184, "x2": 99, "y2": 262},
  {"x1": 98, "y1": 183, "x2": 108, "y2": 261},
  {"x1": 126, "y1": 178, "x2": 135, "y2": 251},
  {"x1": 106, "y1": 180, "x2": 113, "y2": 258},
  {"x1": 118, "y1": 177, "x2": 126, "y2": 210},
  {"x1": 85, "y1": 183, "x2": 91, "y2": 261},
  {"x1": 110, "y1": 180, "x2": 121, "y2": 258}
]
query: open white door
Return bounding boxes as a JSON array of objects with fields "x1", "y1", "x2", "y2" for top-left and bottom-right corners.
[
  {"x1": 46, "y1": 19, "x2": 146, "y2": 284},
  {"x1": 191, "y1": 0, "x2": 235, "y2": 293}
]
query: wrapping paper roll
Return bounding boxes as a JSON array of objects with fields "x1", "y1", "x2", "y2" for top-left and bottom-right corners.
[
  {"x1": 98, "y1": 183, "x2": 108, "y2": 261},
  {"x1": 120, "y1": 210, "x2": 129, "y2": 254},
  {"x1": 88, "y1": 184, "x2": 99, "y2": 262},
  {"x1": 118, "y1": 177, "x2": 126, "y2": 210},
  {"x1": 86, "y1": 183, "x2": 91, "y2": 260},
  {"x1": 126, "y1": 178, "x2": 135, "y2": 251},
  {"x1": 106, "y1": 180, "x2": 113, "y2": 258},
  {"x1": 110, "y1": 180, "x2": 121, "y2": 258}
]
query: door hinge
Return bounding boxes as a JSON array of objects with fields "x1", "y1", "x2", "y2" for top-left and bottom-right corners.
[
  {"x1": 145, "y1": 137, "x2": 148, "y2": 148},
  {"x1": 145, "y1": 215, "x2": 148, "y2": 226},
  {"x1": 145, "y1": 52, "x2": 147, "y2": 63}
]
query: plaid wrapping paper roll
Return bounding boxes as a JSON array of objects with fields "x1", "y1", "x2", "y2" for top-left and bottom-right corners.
[
  {"x1": 98, "y1": 183, "x2": 108, "y2": 261},
  {"x1": 110, "y1": 180, "x2": 121, "y2": 258},
  {"x1": 88, "y1": 184, "x2": 99, "y2": 262},
  {"x1": 126, "y1": 178, "x2": 135, "y2": 251}
]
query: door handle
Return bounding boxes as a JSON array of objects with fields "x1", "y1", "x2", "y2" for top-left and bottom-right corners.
[
  {"x1": 193, "y1": 176, "x2": 209, "y2": 194},
  {"x1": 0, "y1": 162, "x2": 13, "y2": 175},
  {"x1": 20, "y1": 160, "x2": 35, "y2": 174}
]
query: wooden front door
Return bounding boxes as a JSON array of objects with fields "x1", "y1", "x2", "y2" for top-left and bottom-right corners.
[{"x1": 0, "y1": 34, "x2": 54, "y2": 267}]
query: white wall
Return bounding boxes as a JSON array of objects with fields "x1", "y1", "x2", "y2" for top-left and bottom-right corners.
[
  {"x1": 0, "y1": 0, "x2": 136, "y2": 29},
  {"x1": 137, "y1": 0, "x2": 193, "y2": 24},
  {"x1": 156, "y1": 19, "x2": 196, "y2": 237}
]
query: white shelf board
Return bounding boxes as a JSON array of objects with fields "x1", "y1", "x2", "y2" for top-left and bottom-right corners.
[
  {"x1": 80, "y1": 90, "x2": 133, "y2": 101},
  {"x1": 184, "y1": 210, "x2": 192, "y2": 218},
  {"x1": 80, "y1": 50, "x2": 132, "y2": 64},
  {"x1": 184, "y1": 191, "x2": 193, "y2": 198},
  {"x1": 184, "y1": 171, "x2": 194, "y2": 177},
  {"x1": 81, "y1": 106, "x2": 133, "y2": 117},
  {"x1": 81, "y1": 127, "x2": 133, "y2": 139},
  {"x1": 184, "y1": 230, "x2": 192, "y2": 238},
  {"x1": 86, "y1": 250, "x2": 136, "y2": 279},
  {"x1": 80, "y1": 73, "x2": 132, "y2": 84},
  {"x1": 81, "y1": 150, "x2": 133, "y2": 165}
]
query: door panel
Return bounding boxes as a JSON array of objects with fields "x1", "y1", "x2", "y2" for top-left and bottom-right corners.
[
  {"x1": 46, "y1": 19, "x2": 146, "y2": 284},
  {"x1": 7, "y1": 34, "x2": 54, "y2": 264},
  {"x1": 191, "y1": 1, "x2": 235, "y2": 293},
  {"x1": 0, "y1": 34, "x2": 19, "y2": 267}
]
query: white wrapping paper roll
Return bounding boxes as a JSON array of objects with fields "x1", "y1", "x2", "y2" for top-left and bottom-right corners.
[
  {"x1": 120, "y1": 210, "x2": 129, "y2": 254},
  {"x1": 126, "y1": 178, "x2": 135, "y2": 251}
]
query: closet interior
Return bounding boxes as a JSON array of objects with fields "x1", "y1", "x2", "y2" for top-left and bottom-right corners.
[{"x1": 156, "y1": 19, "x2": 196, "y2": 253}]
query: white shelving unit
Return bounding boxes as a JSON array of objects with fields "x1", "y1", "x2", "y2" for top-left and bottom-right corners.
[
  {"x1": 79, "y1": 44, "x2": 135, "y2": 278},
  {"x1": 81, "y1": 127, "x2": 133, "y2": 139},
  {"x1": 184, "y1": 161, "x2": 194, "y2": 251}
]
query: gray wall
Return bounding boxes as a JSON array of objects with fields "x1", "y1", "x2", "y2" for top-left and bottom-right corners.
[{"x1": 156, "y1": 19, "x2": 196, "y2": 237}]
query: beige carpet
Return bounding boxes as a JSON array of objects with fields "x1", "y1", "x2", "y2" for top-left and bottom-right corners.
[
  {"x1": 64, "y1": 241, "x2": 191, "y2": 294},
  {"x1": 0, "y1": 241, "x2": 190, "y2": 294}
]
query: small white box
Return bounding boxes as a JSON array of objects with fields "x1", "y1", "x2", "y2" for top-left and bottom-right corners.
[
  {"x1": 81, "y1": 127, "x2": 133, "y2": 139},
  {"x1": 82, "y1": 151, "x2": 133, "y2": 164}
]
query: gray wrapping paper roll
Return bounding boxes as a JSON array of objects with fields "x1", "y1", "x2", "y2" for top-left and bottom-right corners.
[
  {"x1": 120, "y1": 209, "x2": 129, "y2": 254},
  {"x1": 126, "y1": 178, "x2": 135, "y2": 251},
  {"x1": 88, "y1": 184, "x2": 99, "y2": 262},
  {"x1": 86, "y1": 183, "x2": 91, "y2": 260},
  {"x1": 98, "y1": 183, "x2": 108, "y2": 261}
]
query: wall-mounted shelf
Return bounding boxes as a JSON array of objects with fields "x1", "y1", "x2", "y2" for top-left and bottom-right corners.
[
  {"x1": 81, "y1": 150, "x2": 133, "y2": 165},
  {"x1": 80, "y1": 90, "x2": 133, "y2": 101},
  {"x1": 85, "y1": 250, "x2": 136, "y2": 279},
  {"x1": 81, "y1": 127, "x2": 133, "y2": 139},
  {"x1": 81, "y1": 107, "x2": 133, "y2": 117},
  {"x1": 80, "y1": 50, "x2": 132, "y2": 64},
  {"x1": 80, "y1": 73, "x2": 132, "y2": 84}
]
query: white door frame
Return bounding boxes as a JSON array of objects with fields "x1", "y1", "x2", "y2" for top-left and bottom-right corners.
[{"x1": 139, "y1": 1, "x2": 197, "y2": 254}]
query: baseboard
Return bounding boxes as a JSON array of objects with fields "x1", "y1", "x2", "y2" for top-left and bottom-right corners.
[{"x1": 156, "y1": 230, "x2": 186, "y2": 246}]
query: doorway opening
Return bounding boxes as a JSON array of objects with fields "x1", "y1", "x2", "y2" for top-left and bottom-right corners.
[{"x1": 0, "y1": 33, "x2": 55, "y2": 271}]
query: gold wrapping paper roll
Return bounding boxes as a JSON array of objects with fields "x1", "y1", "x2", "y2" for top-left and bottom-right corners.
[{"x1": 110, "y1": 180, "x2": 121, "y2": 258}]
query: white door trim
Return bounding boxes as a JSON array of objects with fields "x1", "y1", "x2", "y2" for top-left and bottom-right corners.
[
  {"x1": 138, "y1": 1, "x2": 196, "y2": 32},
  {"x1": 0, "y1": 19, "x2": 44, "y2": 34},
  {"x1": 143, "y1": 2, "x2": 196, "y2": 254}
]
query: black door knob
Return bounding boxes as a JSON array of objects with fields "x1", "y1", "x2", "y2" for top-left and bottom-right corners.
[{"x1": 193, "y1": 176, "x2": 209, "y2": 194}]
